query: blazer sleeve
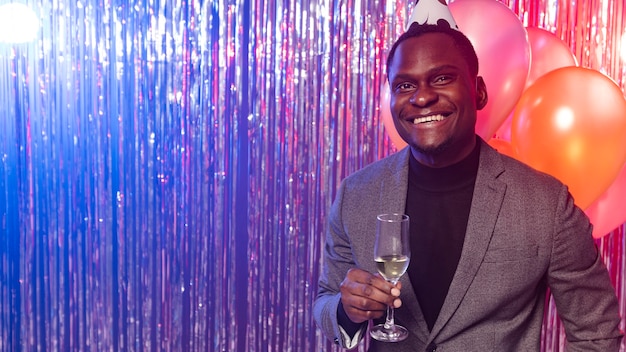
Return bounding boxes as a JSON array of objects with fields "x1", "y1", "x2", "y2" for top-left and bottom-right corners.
[
  {"x1": 313, "y1": 180, "x2": 368, "y2": 348},
  {"x1": 546, "y1": 185, "x2": 623, "y2": 351}
]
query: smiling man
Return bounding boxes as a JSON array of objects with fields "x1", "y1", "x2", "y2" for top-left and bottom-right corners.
[
  {"x1": 313, "y1": 0, "x2": 623, "y2": 351},
  {"x1": 387, "y1": 27, "x2": 487, "y2": 168}
]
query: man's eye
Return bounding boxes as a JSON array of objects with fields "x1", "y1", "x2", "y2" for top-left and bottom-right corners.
[
  {"x1": 395, "y1": 83, "x2": 414, "y2": 92},
  {"x1": 433, "y1": 75, "x2": 453, "y2": 84}
]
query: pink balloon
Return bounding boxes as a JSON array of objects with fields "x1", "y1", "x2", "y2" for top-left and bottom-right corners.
[
  {"x1": 450, "y1": 0, "x2": 530, "y2": 140},
  {"x1": 380, "y1": 82, "x2": 408, "y2": 150},
  {"x1": 585, "y1": 163, "x2": 626, "y2": 238},
  {"x1": 494, "y1": 112, "x2": 513, "y2": 142},
  {"x1": 525, "y1": 27, "x2": 577, "y2": 88},
  {"x1": 495, "y1": 27, "x2": 577, "y2": 140}
]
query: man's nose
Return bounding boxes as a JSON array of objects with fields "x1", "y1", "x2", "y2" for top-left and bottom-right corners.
[{"x1": 409, "y1": 87, "x2": 437, "y2": 106}]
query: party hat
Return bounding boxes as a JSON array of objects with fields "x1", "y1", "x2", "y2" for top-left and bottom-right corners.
[{"x1": 406, "y1": 0, "x2": 459, "y2": 31}]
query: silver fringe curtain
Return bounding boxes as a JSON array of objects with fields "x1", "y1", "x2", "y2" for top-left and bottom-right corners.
[{"x1": 0, "y1": 0, "x2": 624, "y2": 350}]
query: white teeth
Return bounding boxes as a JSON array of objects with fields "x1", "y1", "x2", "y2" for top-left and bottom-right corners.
[{"x1": 412, "y1": 114, "x2": 445, "y2": 124}]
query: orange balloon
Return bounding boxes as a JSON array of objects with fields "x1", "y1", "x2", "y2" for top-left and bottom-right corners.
[
  {"x1": 511, "y1": 67, "x2": 626, "y2": 209},
  {"x1": 585, "y1": 163, "x2": 626, "y2": 238},
  {"x1": 487, "y1": 138, "x2": 517, "y2": 159}
]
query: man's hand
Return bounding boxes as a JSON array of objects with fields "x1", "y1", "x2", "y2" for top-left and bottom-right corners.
[{"x1": 339, "y1": 268, "x2": 402, "y2": 324}]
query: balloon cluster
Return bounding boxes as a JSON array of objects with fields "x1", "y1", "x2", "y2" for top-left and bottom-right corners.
[{"x1": 380, "y1": 0, "x2": 626, "y2": 238}]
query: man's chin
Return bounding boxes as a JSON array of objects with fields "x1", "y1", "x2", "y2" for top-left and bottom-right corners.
[{"x1": 411, "y1": 140, "x2": 450, "y2": 156}]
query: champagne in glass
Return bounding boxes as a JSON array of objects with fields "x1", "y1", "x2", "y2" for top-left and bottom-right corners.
[
  {"x1": 370, "y1": 213, "x2": 411, "y2": 342},
  {"x1": 375, "y1": 254, "x2": 410, "y2": 282}
]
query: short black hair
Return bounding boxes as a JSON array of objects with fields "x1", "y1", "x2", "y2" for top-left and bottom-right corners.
[{"x1": 386, "y1": 23, "x2": 480, "y2": 79}]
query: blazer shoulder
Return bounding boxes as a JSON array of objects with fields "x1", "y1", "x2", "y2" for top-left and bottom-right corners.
[{"x1": 342, "y1": 148, "x2": 410, "y2": 188}]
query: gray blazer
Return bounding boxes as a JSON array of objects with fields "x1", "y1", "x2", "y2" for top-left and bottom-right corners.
[{"x1": 314, "y1": 140, "x2": 623, "y2": 351}]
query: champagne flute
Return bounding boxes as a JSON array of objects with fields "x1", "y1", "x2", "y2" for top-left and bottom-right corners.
[{"x1": 370, "y1": 213, "x2": 411, "y2": 342}]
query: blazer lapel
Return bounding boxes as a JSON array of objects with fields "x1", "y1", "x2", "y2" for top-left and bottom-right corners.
[
  {"x1": 400, "y1": 272, "x2": 431, "y2": 343},
  {"x1": 378, "y1": 148, "x2": 411, "y2": 215},
  {"x1": 427, "y1": 142, "x2": 508, "y2": 340},
  {"x1": 375, "y1": 148, "x2": 432, "y2": 342}
]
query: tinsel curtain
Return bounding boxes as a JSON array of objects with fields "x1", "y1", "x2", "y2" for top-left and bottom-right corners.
[{"x1": 0, "y1": 0, "x2": 624, "y2": 351}]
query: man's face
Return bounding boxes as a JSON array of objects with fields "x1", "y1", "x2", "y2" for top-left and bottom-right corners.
[{"x1": 387, "y1": 32, "x2": 487, "y2": 166}]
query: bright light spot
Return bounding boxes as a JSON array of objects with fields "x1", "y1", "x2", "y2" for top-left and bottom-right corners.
[
  {"x1": 0, "y1": 4, "x2": 39, "y2": 43},
  {"x1": 555, "y1": 107, "x2": 575, "y2": 131}
]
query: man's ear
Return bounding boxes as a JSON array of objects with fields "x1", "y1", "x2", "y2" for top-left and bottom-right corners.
[{"x1": 476, "y1": 76, "x2": 488, "y2": 110}]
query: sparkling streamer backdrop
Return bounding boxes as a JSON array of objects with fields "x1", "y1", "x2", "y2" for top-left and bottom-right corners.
[{"x1": 0, "y1": 0, "x2": 624, "y2": 351}]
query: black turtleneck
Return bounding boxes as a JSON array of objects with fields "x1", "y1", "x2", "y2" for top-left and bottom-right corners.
[{"x1": 406, "y1": 141, "x2": 480, "y2": 332}]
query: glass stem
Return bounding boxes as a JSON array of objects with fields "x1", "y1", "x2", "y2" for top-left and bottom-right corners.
[
  {"x1": 384, "y1": 279, "x2": 397, "y2": 330},
  {"x1": 384, "y1": 305, "x2": 395, "y2": 330}
]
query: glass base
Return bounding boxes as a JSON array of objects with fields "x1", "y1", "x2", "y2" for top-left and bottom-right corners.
[{"x1": 369, "y1": 323, "x2": 409, "y2": 342}]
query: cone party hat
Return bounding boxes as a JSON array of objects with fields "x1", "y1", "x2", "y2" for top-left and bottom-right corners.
[{"x1": 406, "y1": 0, "x2": 459, "y2": 31}]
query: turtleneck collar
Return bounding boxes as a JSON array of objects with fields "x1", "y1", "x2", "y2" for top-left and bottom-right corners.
[{"x1": 408, "y1": 138, "x2": 480, "y2": 192}]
